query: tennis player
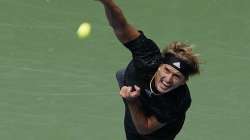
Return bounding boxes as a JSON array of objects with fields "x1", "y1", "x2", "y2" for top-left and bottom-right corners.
[{"x1": 97, "y1": 0, "x2": 200, "y2": 140}]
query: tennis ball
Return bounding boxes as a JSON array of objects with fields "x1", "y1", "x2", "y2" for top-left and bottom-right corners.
[{"x1": 77, "y1": 22, "x2": 91, "y2": 39}]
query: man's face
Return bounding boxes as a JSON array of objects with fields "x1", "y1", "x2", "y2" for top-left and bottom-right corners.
[{"x1": 154, "y1": 64, "x2": 186, "y2": 94}]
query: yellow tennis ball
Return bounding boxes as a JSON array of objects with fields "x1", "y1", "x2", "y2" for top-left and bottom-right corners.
[{"x1": 77, "y1": 22, "x2": 91, "y2": 39}]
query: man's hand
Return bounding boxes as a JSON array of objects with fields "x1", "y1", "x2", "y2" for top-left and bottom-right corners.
[
  {"x1": 120, "y1": 85, "x2": 140, "y2": 102},
  {"x1": 120, "y1": 85, "x2": 166, "y2": 135},
  {"x1": 96, "y1": 0, "x2": 140, "y2": 43}
]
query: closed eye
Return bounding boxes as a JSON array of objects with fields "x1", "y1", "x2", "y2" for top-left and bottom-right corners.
[{"x1": 164, "y1": 67, "x2": 170, "y2": 74}]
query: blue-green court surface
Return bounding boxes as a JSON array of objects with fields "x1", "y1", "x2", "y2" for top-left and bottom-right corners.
[{"x1": 0, "y1": 0, "x2": 249, "y2": 140}]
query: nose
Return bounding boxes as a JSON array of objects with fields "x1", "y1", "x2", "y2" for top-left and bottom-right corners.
[{"x1": 165, "y1": 74, "x2": 174, "y2": 84}]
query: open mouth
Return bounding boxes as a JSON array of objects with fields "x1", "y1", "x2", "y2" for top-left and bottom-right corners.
[{"x1": 160, "y1": 79, "x2": 171, "y2": 89}]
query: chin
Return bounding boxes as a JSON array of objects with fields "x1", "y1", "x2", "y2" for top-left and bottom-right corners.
[
  {"x1": 157, "y1": 82, "x2": 180, "y2": 94},
  {"x1": 156, "y1": 86, "x2": 171, "y2": 94}
]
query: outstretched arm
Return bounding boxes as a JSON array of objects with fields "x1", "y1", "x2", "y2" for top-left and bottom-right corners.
[{"x1": 97, "y1": 0, "x2": 140, "y2": 43}]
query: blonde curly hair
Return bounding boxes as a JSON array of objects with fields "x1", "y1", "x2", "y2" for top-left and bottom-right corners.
[{"x1": 162, "y1": 41, "x2": 200, "y2": 77}]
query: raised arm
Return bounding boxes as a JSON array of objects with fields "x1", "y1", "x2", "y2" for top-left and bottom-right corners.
[{"x1": 97, "y1": 0, "x2": 140, "y2": 43}]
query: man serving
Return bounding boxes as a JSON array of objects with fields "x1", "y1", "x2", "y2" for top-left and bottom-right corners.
[{"x1": 97, "y1": 0, "x2": 200, "y2": 140}]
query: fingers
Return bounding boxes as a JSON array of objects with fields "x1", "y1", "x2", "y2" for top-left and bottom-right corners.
[
  {"x1": 120, "y1": 86, "x2": 128, "y2": 98},
  {"x1": 120, "y1": 85, "x2": 141, "y2": 101},
  {"x1": 120, "y1": 86, "x2": 130, "y2": 97},
  {"x1": 134, "y1": 85, "x2": 140, "y2": 92},
  {"x1": 129, "y1": 85, "x2": 140, "y2": 97},
  {"x1": 120, "y1": 86, "x2": 130, "y2": 98}
]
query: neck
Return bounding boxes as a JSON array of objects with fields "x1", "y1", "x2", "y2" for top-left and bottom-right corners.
[{"x1": 149, "y1": 76, "x2": 161, "y2": 95}]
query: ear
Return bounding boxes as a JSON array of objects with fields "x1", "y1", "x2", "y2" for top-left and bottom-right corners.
[{"x1": 155, "y1": 67, "x2": 160, "y2": 77}]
